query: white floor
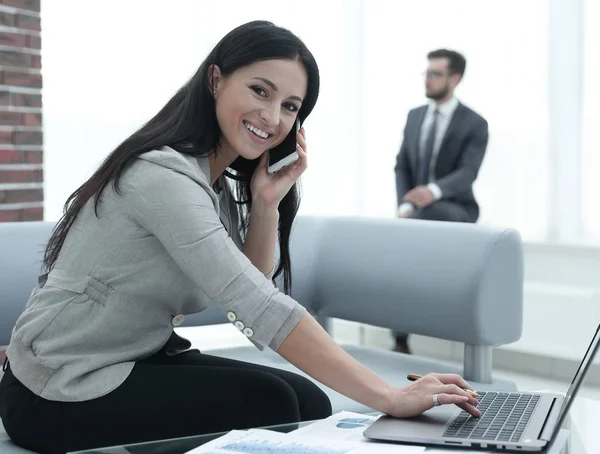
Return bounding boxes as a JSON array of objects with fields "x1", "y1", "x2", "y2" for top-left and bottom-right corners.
[{"x1": 176, "y1": 324, "x2": 600, "y2": 401}]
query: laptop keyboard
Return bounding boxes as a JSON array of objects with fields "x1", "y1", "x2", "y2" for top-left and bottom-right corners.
[{"x1": 443, "y1": 392, "x2": 540, "y2": 443}]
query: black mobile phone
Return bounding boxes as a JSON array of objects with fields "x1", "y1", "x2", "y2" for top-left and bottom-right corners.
[{"x1": 267, "y1": 119, "x2": 300, "y2": 174}]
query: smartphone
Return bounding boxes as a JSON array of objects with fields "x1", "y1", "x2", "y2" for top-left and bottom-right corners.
[{"x1": 267, "y1": 119, "x2": 300, "y2": 174}]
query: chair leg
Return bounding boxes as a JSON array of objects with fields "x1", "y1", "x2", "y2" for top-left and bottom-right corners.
[{"x1": 464, "y1": 344, "x2": 493, "y2": 383}]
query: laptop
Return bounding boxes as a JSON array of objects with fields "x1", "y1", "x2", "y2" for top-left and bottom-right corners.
[{"x1": 364, "y1": 324, "x2": 600, "y2": 452}]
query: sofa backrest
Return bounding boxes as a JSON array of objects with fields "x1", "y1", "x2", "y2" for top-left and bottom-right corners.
[
  {"x1": 0, "y1": 217, "x2": 524, "y2": 347},
  {"x1": 302, "y1": 216, "x2": 523, "y2": 346}
]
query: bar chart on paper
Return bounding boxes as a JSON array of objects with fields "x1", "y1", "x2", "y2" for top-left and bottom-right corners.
[
  {"x1": 189, "y1": 412, "x2": 425, "y2": 453},
  {"x1": 192, "y1": 429, "x2": 353, "y2": 453},
  {"x1": 190, "y1": 428, "x2": 374, "y2": 454},
  {"x1": 212, "y1": 439, "x2": 348, "y2": 454}
]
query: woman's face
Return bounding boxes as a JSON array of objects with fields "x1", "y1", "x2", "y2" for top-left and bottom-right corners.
[{"x1": 213, "y1": 58, "x2": 308, "y2": 161}]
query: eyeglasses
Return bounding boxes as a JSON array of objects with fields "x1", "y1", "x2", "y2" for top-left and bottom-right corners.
[{"x1": 423, "y1": 70, "x2": 449, "y2": 80}]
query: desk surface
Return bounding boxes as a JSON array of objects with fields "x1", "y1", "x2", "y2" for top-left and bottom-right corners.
[
  {"x1": 564, "y1": 396, "x2": 600, "y2": 454},
  {"x1": 69, "y1": 397, "x2": 600, "y2": 454}
]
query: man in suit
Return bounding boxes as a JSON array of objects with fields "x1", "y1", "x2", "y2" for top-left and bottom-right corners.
[{"x1": 393, "y1": 49, "x2": 489, "y2": 354}]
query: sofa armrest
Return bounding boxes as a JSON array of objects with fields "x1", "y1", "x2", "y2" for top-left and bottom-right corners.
[
  {"x1": 305, "y1": 217, "x2": 523, "y2": 348},
  {"x1": 0, "y1": 222, "x2": 54, "y2": 346}
]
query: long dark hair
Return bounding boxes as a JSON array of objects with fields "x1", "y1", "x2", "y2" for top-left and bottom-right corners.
[{"x1": 44, "y1": 20, "x2": 320, "y2": 294}]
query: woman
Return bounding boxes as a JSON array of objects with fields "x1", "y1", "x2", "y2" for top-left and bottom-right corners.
[{"x1": 0, "y1": 20, "x2": 480, "y2": 453}]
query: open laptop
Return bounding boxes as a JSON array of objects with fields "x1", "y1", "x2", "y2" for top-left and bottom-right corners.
[{"x1": 364, "y1": 324, "x2": 600, "y2": 452}]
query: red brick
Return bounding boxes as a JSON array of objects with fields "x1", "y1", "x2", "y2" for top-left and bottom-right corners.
[
  {"x1": 0, "y1": 188, "x2": 42, "y2": 203},
  {"x1": 12, "y1": 92, "x2": 41, "y2": 107},
  {"x1": 0, "y1": 149, "x2": 26, "y2": 163},
  {"x1": 0, "y1": 50, "x2": 31, "y2": 68},
  {"x1": 30, "y1": 54, "x2": 41, "y2": 69},
  {"x1": 2, "y1": 0, "x2": 41, "y2": 11},
  {"x1": 0, "y1": 91, "x2": 9, "y2": 106},
  {"x1": 27, "y1": 35, "x2": 41, "y2": 49},
  {"x1": 0, "y1": 169, "x2": 42, "y2": 183},
  {"x1": 21, "y1": 206, "x2": 42, "y2": 221},
  {"x1": 22, "y1": 112, "x2": 41, "y2": 127},
  {"x1": 0, "y1": 130, "x2": 13, "y2": 145},
  {"x1": 0, "y1": 205, "x2": 44, "y2": 222},
  {"x1": 0, "y1": 32, "x2": 28, "y2": 47},
  {"x1": 13, "y1": 130, "x2": 41, "y2": 145},
  {"x1": 0, "y1": 209, "x2": 21, "y2": 222},
  {"x1": 0, "y1": 12, "x2": 16, "y2": 27},
  {"x1": 15, "y1": 14, "x2": 40, "y2": 31},
  {"x1": 2, "y1": 70, "x2": 42, "y2": 88},
  {"x1": 0, "y1": 110, "x2": 22, "y2": 126},
  {"x1": 25, "y1": 149, "x2": 42, "y2": 163}
]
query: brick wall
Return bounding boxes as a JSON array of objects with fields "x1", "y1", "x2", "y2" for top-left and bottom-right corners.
[{"x1": 0, "y1": 0, "x2": 42, "y2": 223}]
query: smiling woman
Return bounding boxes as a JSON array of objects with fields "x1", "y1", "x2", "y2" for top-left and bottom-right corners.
[
  {"x1": 0, "y1": 20, "x2": 325, "y2": 453},
  {"x1": 211, "y1": 59, "x2": 307, "y2": 163},
  {"x1": 0, "y1": 20, "x2": 480, "y2": 454}
]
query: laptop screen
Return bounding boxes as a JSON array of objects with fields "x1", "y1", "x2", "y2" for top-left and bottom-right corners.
[{"x1": 551, "y1": 324, "x2": 600, "y2": 437}]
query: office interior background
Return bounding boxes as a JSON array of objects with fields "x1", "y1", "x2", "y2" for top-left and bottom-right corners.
[{"x1": 1, "y1": 0, "x2": 599, "y2": 394}]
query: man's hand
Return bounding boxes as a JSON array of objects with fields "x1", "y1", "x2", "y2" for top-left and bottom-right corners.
[
  {"x1": 403, "y1": 186, "x2": 434, "y2": 208},
  {"x1": 397, "y1": 203, "x2": 414, "y2": 218}
]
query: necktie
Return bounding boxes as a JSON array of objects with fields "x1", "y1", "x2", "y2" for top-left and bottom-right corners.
[{"x1": 418, "y1": 109, "x2": 439, "y2": 186}]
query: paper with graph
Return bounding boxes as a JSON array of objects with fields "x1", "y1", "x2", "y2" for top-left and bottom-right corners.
[{"x1": 188, "y1": 411, "x2": 424, "y2": 453}]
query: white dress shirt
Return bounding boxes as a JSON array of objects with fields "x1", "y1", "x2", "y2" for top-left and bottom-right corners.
[{"x1": 398, "y1": 97, "x2": 460, "y2": 217}]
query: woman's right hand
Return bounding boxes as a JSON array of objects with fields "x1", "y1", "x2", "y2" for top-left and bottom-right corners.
[{"x1": 386, "y1": 373, "x2": 482, "y2": 418}]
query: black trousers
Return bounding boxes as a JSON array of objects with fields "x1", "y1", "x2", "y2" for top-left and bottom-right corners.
[
  {"x1": 409, "y1": 200, "x2": 471, "y2": 223},
  {"x1": 0, "y1": 349, "x2": 332, "y2": 454}
]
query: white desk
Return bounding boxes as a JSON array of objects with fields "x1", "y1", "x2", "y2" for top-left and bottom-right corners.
[{"x1": 562, "y1": 396, "x2": 600, "y2": 453}]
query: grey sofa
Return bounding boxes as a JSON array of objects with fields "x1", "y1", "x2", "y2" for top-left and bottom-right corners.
[{"x1": 0, "y1": 216, "x2": 523, "y2": 453}]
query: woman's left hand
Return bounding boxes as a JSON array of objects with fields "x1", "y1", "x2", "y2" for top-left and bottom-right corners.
[{"x1": 250, "y1": 127, "x2": 307, "y2": 209}]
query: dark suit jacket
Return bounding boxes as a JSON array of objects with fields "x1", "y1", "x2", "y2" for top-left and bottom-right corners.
[{"x1": 394, "y1": 102, "x2": 488, "y2": 222}]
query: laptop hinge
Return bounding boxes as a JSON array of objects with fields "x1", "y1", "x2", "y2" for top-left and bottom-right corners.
[{"x1": 538, "y1": 397, "x2": 559, "y2": 442}]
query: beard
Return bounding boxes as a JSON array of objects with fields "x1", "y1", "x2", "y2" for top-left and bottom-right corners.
[{"x1": 426, "y1": 83, "x2": 450, "y2": 101}]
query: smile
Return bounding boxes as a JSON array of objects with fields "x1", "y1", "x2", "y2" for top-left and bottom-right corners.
[{"x1": 244, "y1": 121, "x2": 270, "y2": 140}]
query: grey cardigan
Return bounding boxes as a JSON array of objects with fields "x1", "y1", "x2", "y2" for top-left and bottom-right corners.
[{"x1": 6, "y1": 147, "x2": 306, "y2": 402}]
